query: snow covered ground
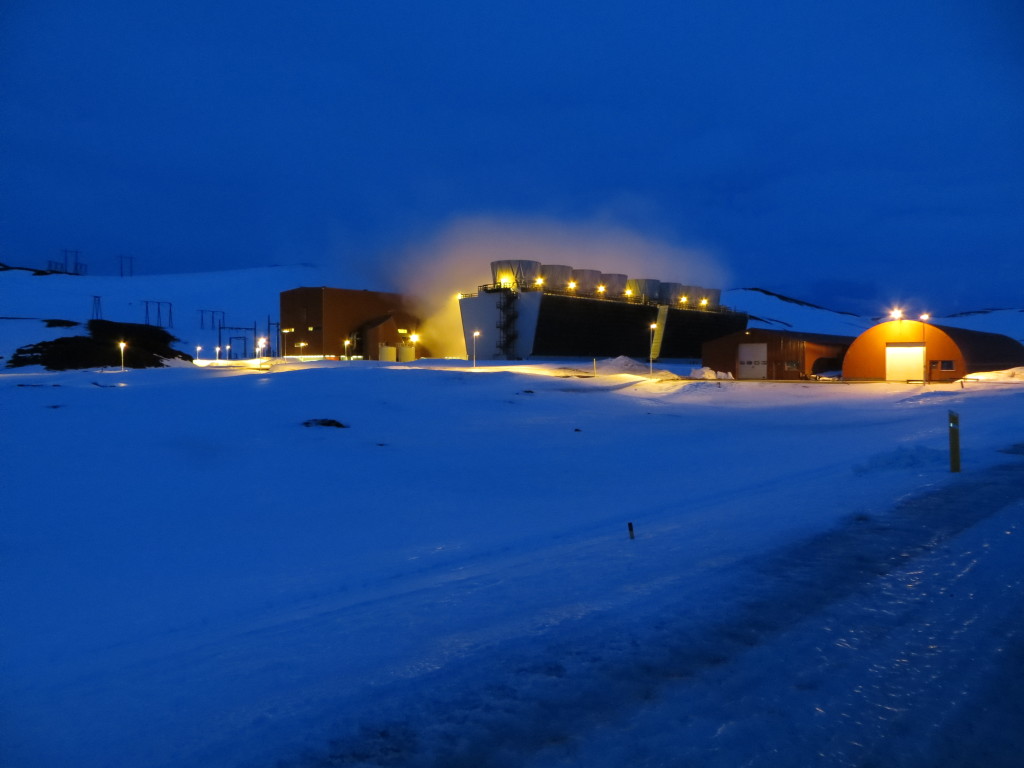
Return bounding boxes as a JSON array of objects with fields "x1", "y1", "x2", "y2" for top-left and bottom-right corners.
[
  {"x1": 2, "y1": 358, "x2": 1023, "y2": 767},
  {"x1": 3, "y1": 267, "x2": 1024, "y2": 767}
]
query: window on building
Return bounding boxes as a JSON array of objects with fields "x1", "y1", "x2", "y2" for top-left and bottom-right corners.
[
  {"x1": 785, "y1": 361, "x2": 798, "y2": 370},
  {"x1": 940, "y1": 360, "x2": 955, "y2": 371}
]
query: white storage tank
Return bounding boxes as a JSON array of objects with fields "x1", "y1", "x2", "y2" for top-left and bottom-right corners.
[
  {"x1": 540, "y1": 264, "x2": 574, "y2": 291},
  {"x1": 490, "y1": 260, "x2": 542, "y2": 289},
  {"x1": 625, "y1": 278, "x2": 661, "y2": 301},
  {"x1": 571, "y1": 268, "x2": 602, "y2": 294},
  {"x1": 397, "y1": 345, "x2": 416, "y2": 362},
  {"x1": 378, "y1": 344, "x2": 397, "y2": 362},
  {"x1": 601, "y1": 273, "x2": 629, "y2": 296}
]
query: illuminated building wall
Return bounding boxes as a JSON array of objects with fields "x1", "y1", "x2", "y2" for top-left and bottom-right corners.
[{"x1": 842, "y1": 320, "x2": 1024, "y2": 381}]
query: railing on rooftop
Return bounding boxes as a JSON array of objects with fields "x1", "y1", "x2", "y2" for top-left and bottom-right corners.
[{"x1": 466, "y1": 283, "x2": 737, "y2": 313}]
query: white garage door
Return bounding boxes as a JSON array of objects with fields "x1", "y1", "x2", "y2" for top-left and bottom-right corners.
[
  {"x1": 885, "y1": 343, "x2": 925, "y2": 381},
  {"x1": 737, "y1": 342, "x2": 768, "y2": 379}
]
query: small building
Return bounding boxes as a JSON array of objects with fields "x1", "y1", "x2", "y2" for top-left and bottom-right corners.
[
  {"x1": 702, "y1": 328, "x2": 854, "y2": 380},
  {"x1": 842, "y1": 320, "x2": 1024, "y2": 381},
  {"x1": 280, "y1": 287, "x2": 424, "y2": 359}
]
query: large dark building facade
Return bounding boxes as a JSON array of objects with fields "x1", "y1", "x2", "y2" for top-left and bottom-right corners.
[{"x1": 458, "y1": 261, "x2": 747, "y2": 360}]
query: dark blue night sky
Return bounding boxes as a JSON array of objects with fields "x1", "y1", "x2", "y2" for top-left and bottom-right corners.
[{"x1": 2, "y1": 1, "x2": 1022, "y2": 313}]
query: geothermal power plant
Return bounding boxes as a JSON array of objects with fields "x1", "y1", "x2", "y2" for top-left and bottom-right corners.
[{"x1": 457, "y1": 260, "x2": 747, "y2": 360}]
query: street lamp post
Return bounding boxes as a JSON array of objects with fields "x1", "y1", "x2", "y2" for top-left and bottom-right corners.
[
  {"x1": 119, "y1": 341, "x2": 126, "y2": 372},
  {"x1": 215, "y1": 345, "x2": 221, "y2": 361},
  {"x1": 225, "y1": 344, "x2": 231, "y2": 360},
  {"x1": 257, "y1": 337, "x2": 267, "y2": 368},
  {"x1": 196, "y1": 345, "x2": 202, "y2": 361},
  {"x1": 344, "y1": 339, "x2": 351, "y2": 360},
  {"x1": 472, "y1": 330, "x2": 480, "y2": 367},
  {"x1": 649, "y1": 323, "x2": 657, "y2": 375},
  {"x1": 409, "y1": 333, "x2": 419, "y2": 361}
]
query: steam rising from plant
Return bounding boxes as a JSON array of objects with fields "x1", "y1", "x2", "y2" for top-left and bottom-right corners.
[{"x1": 389, "y1": 216, "x2": 730, "y2": 358}]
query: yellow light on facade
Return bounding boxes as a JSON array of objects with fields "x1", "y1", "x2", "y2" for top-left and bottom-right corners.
[
  {"x1": 456, "y1": 292, "x2": 463, "y2": 300},
  {"x1": 597, "y1": 285, "x2": 606, "y2": 294},
  {"x1": 499, "y1": 275, "x2": 512, "y2": 286},
  {"x1": 624, "y1": 289, "x2": 633, "y2": 297},
  {"x1": 699, "y1": 298, "x2": 708, "y2": 307},
  {"x1": 535, "y1": 277, "x2": 544, "y2": 286},
  {"x1": 410, "y1": 333, "x2": 420, "y2": 343},
  {"x1": 568, "y1": 281, "x2": 577, "y2": 290},
  {"x1": 680, "y1": 296, "x2": 688, "y2": 304}
]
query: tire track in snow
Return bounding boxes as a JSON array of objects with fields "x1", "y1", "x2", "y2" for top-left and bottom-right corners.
[{"x1": 281, "y1": 458, "x2": 1024, "y2": 768}]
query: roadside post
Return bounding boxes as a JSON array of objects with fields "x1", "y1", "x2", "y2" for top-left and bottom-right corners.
[{"x1": 948, "y1": 410, "x2": 961, "y2": 473}]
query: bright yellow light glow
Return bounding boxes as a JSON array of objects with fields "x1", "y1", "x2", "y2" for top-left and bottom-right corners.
[
  {"x1": 410, "y1": 334, "x2": 420, "y2": 343},
  {"x1": 535, "y1": 277, "x2": 544, "y2": 286},
  {"x1": 920, "y1": 313, "x2": 930, "y2": 321},
  {"x1": 597, "y1": 285, "x2": 606, "y2": 293},
  {"x1": 700, "y1": 298, "x2": 708, "y2": 306},
  {"x1": 456, "y1": 292, "x2": 463, "y2": 300},
  {"x1": 890, "y1": 308, "x2": 903, "y2": 319},
  {"x1": 499, "y1": 275, "x2": 512, "y2": 286},
  {"x1": 568, "y1": 281, "x2": 576, "y2": 290},
  {"x1": 118, "y1": 341, "x2": 126, "y2": 350},
  {"x1": 473, "y1": 330, "x2": 480, "y2": 338},
  {"x1": 650, "y1": 323, "x2": 657, "y2": 330},
  {"x1": 624, "y1": 289, "x2": 633, "y2": 297}
]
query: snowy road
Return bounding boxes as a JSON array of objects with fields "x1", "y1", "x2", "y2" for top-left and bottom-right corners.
[{"x1": 284, "y1": 457, "x2": 1024, "y2": 768}]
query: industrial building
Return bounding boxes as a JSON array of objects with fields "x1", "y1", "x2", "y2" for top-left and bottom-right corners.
[
  {"x1": 458, "y1": 261, "x2": 746, "y2": 360},
  {"x1": 279, "y1": 287, "x2": 424, "y2": 360},
  {"x1": 702, "y1": 328, "x2": 854, "y2": 380},
  {"x1": 842, "y1": 319, "x2": 1024, "y2": 382}
]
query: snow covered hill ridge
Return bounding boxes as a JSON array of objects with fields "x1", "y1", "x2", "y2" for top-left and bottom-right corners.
[{"x1": 2, "y1": 263, "x2": 1023, "y2": 363}]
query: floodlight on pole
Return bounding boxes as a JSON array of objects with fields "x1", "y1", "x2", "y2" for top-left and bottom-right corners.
[
  {"x1": 118, "y1": 341, "x2": 126, "y2": 372},
  {"x1": 215, "y1": 345, "x2": 221, "y2": 360},
  {"x1": 196, "y1": 345, "x2": 202, "y2": 361},
  {"x1": 649, "y1": 323, "x2": 657, "y2": 375},
  {"x1": 472, "y1": 330, "x2": 480, "y2": 367},
  {"x1": 225, "y1": 344, "x2": 231, "y2": 360},
  {"x1": 344, "y1": 339, "x2": 351, "y2": 360}
]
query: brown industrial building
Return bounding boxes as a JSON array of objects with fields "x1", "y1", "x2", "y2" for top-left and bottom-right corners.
[
  {"x1": 842, "y1": 320, "x2": 1024, "y2": 381},
  {"x1": 280, "y1": 287, "x2": 425, "y2": 360},
  {"x1": 702, "y1": 328, "x2": 854, "y2": 380}
]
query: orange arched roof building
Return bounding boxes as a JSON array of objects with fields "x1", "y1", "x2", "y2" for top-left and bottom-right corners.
[{"x1": 842, "y1": 320, "x2": 1024, "y2": 381}]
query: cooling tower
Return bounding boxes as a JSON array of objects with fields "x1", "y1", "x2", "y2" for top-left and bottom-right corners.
[
  {"x1": 601, "y1": 273, "x2": 628, "y2": 296},
  {"x1": 490, "y1": 260, "x2": 542, "y2": 289},
  {"x1": 540, "y1": 264, "x2": 574, "y2": 291},
  {"x1": 571, "y1": 269, "x2": 602, "y2": 294},
  {"x1": 658, "y1": 282, "x2": 685, "y2": 304},
  {"x1": 625, "y1": 278, "x2": 662, "y2": 301}
]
